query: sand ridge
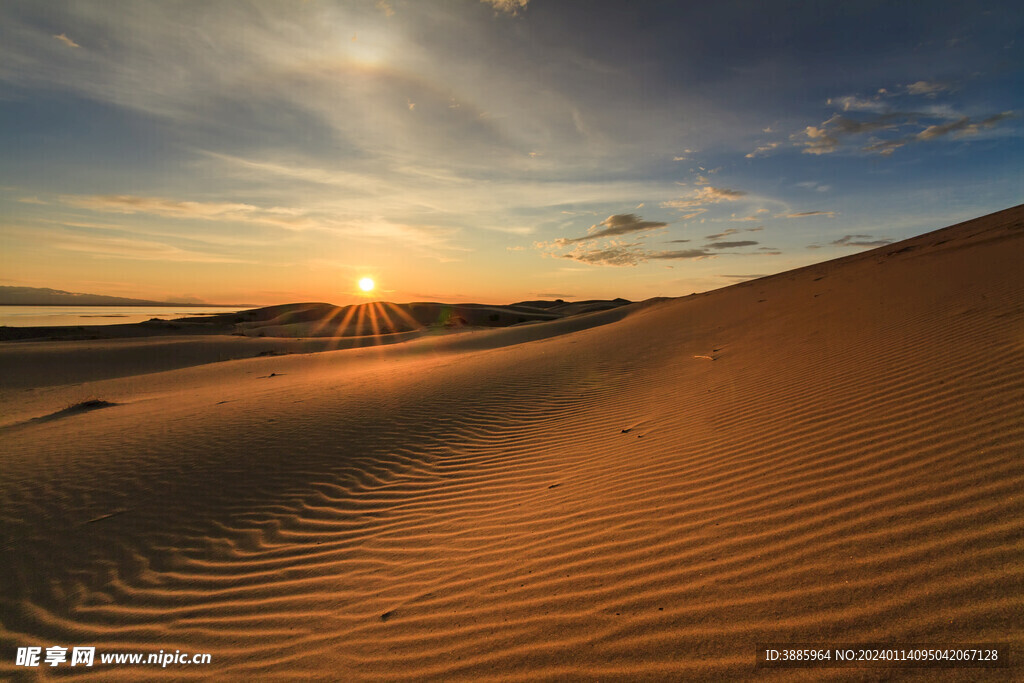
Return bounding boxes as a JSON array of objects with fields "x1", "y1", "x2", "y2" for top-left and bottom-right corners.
[{"x1": 1, "y1": 205, "x2": 1022, "y2": 679}]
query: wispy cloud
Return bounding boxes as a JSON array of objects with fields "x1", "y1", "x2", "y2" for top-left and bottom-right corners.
[
  {"x1": 55, "y1": 193, "x2": 463, "y2": 261},
  {"x1": 481, "y1": 0, "x2": 529, "y2": 14},
  {"x1": 905, "y1": 80, "x2": 949, "y2": 96},
  {"x1": 706, "y1": 240, "x2": 758, "y2": 249},
  {"x1": 831, "y1": 234, "x2": 893, "y2": 247},
  {"x1": 661, "y1": 186, "x2": 747, "y2": 210},
  {"x1": 60, "y1": 194, "x2": 315, "y2": 230},
  {"x1": 54, "y1": 234, "x2": 251, "y2": 263},
  {"x1": 706, "y1": 228, "x2": 740, "y2": 240},
  {"x1": 647, "y1": 249, "x2": 715, "y2": 260},
  {"x1": 793, "y1": 83, "x2": 1016, "y2": 157},
  {"x1": 795, "y1": 181, "x2": 830, "y2": 192},
  {"x1": 557, "y1": 245, "x2": 716, "y2": 266},
  {"x1": 554, "y1": 234, "x2": 769, "y2": 266},
  {"x1": 778, "y1": 210, "x2": 837, "y2": 218},
  {"x1": 53, "y1": 33, "x2": 80, "y2": 49},
  {"x1": 828, "y1": 94, "x2": 888, "y2": 113},
  {"x1": 706, "y1": 226, "x2": 763, "y2": 239},
  {"x1": 917, "y1": 111, "x2": 1015, "y2": 140},
  {"x1": 556, "y1": 213, "x2": 668, "y2": 244},
  {"x1": 559, "y1": 244, "x2": 649, "y2": 266},
  {"x1": 745, "y1": 141, "x2": 781, "y2": 158}
]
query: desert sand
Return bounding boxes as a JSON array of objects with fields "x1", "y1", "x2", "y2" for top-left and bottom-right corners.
[{"x1": 1, "y1": 205, "x2": 1022, "y2": 679}]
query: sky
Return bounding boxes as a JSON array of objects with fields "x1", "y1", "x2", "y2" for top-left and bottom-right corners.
[{"x1": 0, "y1": 0, "x2": 1021, "y2": 305}]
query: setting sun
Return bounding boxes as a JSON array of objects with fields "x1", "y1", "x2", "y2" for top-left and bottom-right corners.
[{"x1": 358, "y1": 277, "x2": 375, "y2": 293}]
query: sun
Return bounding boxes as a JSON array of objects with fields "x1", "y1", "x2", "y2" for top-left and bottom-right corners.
[{"x1": 358, "y1": 277, "x2": 375, "y2": 293}]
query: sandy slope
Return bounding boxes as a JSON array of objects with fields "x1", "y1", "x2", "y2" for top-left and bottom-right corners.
[{"x1": 1, "y1": 205, "x2": 1022, "y2": 680}]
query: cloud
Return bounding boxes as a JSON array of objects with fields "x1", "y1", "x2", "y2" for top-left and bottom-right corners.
[
  {"x1": 648, "y1": 249, "x2": 714, "y2": 260},
  {"x1": 659, "y1": 208, "x2": 706, "y2": 220},
  {"x1": 53, "y1": 33, "x2": 80, "y2": 49},
  {"x1": 53, "y1": 234, "x2": 250, "y2": 263},
  {"x1": 828, "y1": 94, "x2": 887, "y2": 112},
  {"x1": 795, "y1": 112, "x2": 906, "y2": 155},
  {"x1": 706, "y1": 226, "x2": 763, "y2": 240},
  {"x1": 481, "y1": 0, "x2": 528, "y2": 14},
  {"x1": 556, "y1": 242, "x2": 719, "y2": 267},
  {"x1": 905, "y1": 80, "x2": 949, "y2": 96},
  {"x1": 666, "y1": 239, "x2": 690, "y2": 243},
  {"x1": 861, "y1": 139, "x2": 905, "y2": 156},
  {"x1": 705, "y1": 228, "x2": 740, "y2": 239},
  {"x1": 56, "y1": 193, "x2": 462, "y2": 259},
  {"x1": 831, "y1": 234, "x2": 893, "y2": 247},
  {"x1": 560, "y1": 245, "x2": 647, "y2": 266},
  {"x1": 706, "y1": 240, "x2": 758, "y2": 249},
  {"x1": 557, "y1": 213, "x2": 668, "y2": 244},
  {"x1": 797, "y1": 124, "x2": 840, "y2": 155},
  {"x1": 795, "y1": 181, "x2": 830, "y2": 192},
  {"x1": 60, "y1": 194, "x2": 315, "y2": 230},
  {"x1": 745, "y1": 141, "x2": 781, "y2": 158},
  {"x1": 916, "y1": 111, "x2": 1015, "y2": 140},
  {"x1": 16, "y1": 196, "x2": 47, "y2": 204},
  {"x1": 779, "y1": 210, "x2": 837, "y2": 218},
  {"x1": 661, "y1": 186, "x2": 747, "y2": 210},
  {"x1": 860, "y1": 110, "x2": 1015, "y2": 154},
  {"x1": 793, "y1": 88, "x2": 1016, "y2": 157}
]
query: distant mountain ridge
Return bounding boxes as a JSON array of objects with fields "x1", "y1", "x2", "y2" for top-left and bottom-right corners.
[{"x1": 0, "y1": 286, "x2": 218, "y2": 306}]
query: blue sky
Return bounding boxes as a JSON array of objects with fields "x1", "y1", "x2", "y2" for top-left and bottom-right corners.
[{"x1": 1, "y1": 0, "x2": 1021, "y2": 304}]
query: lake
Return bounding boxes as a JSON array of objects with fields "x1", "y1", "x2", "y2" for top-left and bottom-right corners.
[{"x1": 0, "y1": 306, "x2": 248, "y2": 328}]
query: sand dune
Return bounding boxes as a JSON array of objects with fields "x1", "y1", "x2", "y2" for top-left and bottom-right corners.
[{"x1": 1, "y1": 205, "x2": 1022, "y2": 679}]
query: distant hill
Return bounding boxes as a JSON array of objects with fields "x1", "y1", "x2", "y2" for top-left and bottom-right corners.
[
  {"x1": 0, "y1": 286, "x2": 221, "y2": 306},
  {"x1": 0, "y1": 298, "x2": 634, "y2": 341}
]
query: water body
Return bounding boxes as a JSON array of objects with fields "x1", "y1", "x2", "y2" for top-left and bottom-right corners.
[{"x1": 0, "y1": 306, "x2": 247, "y2": 328}]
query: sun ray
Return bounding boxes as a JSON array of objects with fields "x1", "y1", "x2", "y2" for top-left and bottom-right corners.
[
  {"x1": 367, "y1": 301, "x2": 383, "y2": 344},
  {"x1": 380, "y1": 301, "x2": 423, "y2": 333},
  {"x1": 373, "y1": 300, "x2": 402, "y2": 337},
  {"x1": 354, "y1": 303, "x2": 368, "y2": 347},
  {"x1": 321, "y1": 303, "x2": 360, "y2": 351},
  {"x1": 308, "y1": 303, "x2": 345, "y2": 339}
]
